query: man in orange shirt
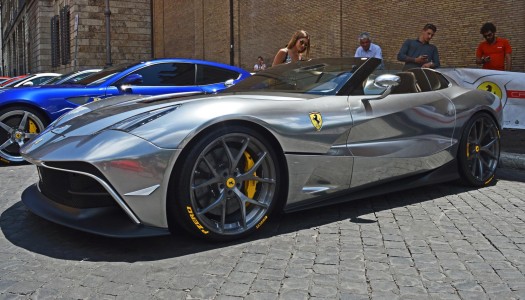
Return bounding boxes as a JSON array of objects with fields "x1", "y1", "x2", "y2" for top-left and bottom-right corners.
[{"x1": 476, "y1": 22, "x2": 512, "y2": 71}]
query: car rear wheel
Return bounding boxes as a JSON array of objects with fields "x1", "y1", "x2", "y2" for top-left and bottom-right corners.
[
  {"x1": 170, "y1": 126, "x2": 281, "y2": 241},
  {"x1": 458, "y1": 112, "x2": 500, "y2": 187},
  {"x1": 0, "y1": 107, "x2": 47, "y2": 165}
]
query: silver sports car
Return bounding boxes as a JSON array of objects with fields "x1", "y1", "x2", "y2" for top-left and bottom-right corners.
[{"x1": 21, "y1": 58, "x2": 502, "y2": 241}]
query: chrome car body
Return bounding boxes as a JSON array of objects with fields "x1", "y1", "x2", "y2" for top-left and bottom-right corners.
[{"x1": 21, "y1": 58, "x2": 502, "y2": 240}]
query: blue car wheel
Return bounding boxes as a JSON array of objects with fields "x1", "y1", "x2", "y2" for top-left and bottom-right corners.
[{"x1": 0, "y1": 107, "x2": 47, "y2": 165}]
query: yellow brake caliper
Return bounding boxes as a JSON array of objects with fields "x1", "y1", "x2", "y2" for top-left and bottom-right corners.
[
  {"x1": 28, "y1": 119, "x2": 38, "y2": 134},
  {"x1": 243, "y1": 152, "x2": 257, "y2": 200}
]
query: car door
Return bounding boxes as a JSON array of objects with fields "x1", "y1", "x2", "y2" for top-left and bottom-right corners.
[
  {"x1": 346, "y1": 72, "x2": 456, "y2": 188},
  {"x1": 107, "y1": 62, "x2": 203, "y2": 97}
]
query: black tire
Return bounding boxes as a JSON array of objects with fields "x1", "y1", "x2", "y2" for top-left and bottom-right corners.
[
  {"x1": 169, "y1": 125, "x2": 281, "y2": 241},
  {"x1": 0, "y1": 107, "x2": 47, "y2": 165},
  {"x1": 458, "y1": 112, "x2": 500, "y2": 187}
]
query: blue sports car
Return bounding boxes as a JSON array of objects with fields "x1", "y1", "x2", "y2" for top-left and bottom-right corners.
[{"x1": 0, "y1": 58, "x2": 250, "y2": 165}]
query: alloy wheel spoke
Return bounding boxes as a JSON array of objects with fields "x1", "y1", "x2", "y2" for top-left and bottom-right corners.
[
  {"x1": 0, "y1": 139, "x2": 14, "y2": 150},
  {"x1": 242, "y1": 175, "x2": 275, "y2": 184},
  {"x1": 480, "y1": 155, "x2": 491, "y2": 169},
  {"x1": 233, "y1": 187, "x2": 268, "y2": 209},
  {"x1": 192, "y1": 176, "x2": 221, "y2": 190},
  {"x1": 232, "y1": 138, "x2": 250, "y2": 169},
  {"x1": 220, "y1": 138, "x2": 236, "y2": 170},
  {"x1": 203, "y1": 156, "x2": 221, "y2": 178},
  {"x1": 232, "y1": 192, "x2": 248, "y2": 229},
  {"x1": 0, "y1": 121, "x2": 14, "y2": 134},
  {"x1": 192, "y1": 157, "x2": 222, "y2": 190},
  {"x1": 18, "y1": 112, "x2": 29, "y2": 131},
  {"x1": 480, "y1": 149, "x2": 498, "y2": 160},
  {"x1": 481, "y1": 137, "x2": 497, "y2": 149},
  {"x1": 197, "y1": 192, "x2": 226, "y2": 215},
  {"x1": 242, "y1": 152, "x2": 267, "y2": 175},
  {"x1": 477, "y1": 157, "x2": 484, "y2": 179},
  {"x1": 221, "y1": 137, "x2": 250, "y2": 172}
]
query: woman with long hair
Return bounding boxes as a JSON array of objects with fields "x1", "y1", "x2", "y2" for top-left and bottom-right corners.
[{"x1": 272, "y1": 30, "x2": 311, "y2": 66}]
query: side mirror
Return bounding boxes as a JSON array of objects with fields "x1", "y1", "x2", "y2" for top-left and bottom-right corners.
[
  {"x1": 121, "y1": 74, "x2": 143, "y2": 85},
  {"x1": 22, "y1": 81, "x2": 34, "y2": 87},
  {"x1": 363, "y1": 74, "x2": 400, "y2": 101},
  {"x1": 374, "y1": 74, "x2": 401, "y2": 88},
  {"x1": 224, "y1": 79, "x2": 235, "y2": 87}
]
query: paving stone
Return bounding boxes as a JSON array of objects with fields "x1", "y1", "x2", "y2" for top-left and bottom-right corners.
[
  {"x1": 279, "y1": 288, "x2": 309, "y2": 300},
  {"x1": 1, "y1": 166, "x2": 525, "y2": 299}
]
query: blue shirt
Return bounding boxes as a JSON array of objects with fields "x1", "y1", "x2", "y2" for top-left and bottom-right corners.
[
  {"x1": 355, "y1": 43, "x2": 383, "y2": 69},
  {"x1": 355, "y1": 43, "x2": 383, "y2": 59},
  {"x1": 397, "y1": 38, "x2": 440, "y2": 69}
]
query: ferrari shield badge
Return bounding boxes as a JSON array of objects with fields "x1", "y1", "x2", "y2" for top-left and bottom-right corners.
[
  {"x1": 477, "y1": 81, "x2": 503, "y2": 100},
  {"x1": 309, "y1": 112, "x2": 323, "y2": 131}
]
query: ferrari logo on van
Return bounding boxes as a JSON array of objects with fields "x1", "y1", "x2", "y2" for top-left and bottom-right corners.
[
  {"x1": 477, "y1": 81, "x2": 502, "y2": 100},
  {"x1": 309, "y1": 112, "x2": 323, "y2": 131}
]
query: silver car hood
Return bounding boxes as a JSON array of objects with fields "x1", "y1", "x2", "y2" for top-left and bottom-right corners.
[{"x1": 47, "y1": 92, "x2": 310, "y2": 138}]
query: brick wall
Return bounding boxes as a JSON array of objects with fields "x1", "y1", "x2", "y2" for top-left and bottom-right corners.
[
  {"x1": 152, "y1": 0, "x2": 231, "y2": 63},
  {"x1": 153, "y1": 0, "x2": 524, "y2": 72}
]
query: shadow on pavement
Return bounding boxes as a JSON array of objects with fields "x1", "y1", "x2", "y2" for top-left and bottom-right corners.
[{"x1": 0, "y1": 179, "x2": 507, "y2": 263}]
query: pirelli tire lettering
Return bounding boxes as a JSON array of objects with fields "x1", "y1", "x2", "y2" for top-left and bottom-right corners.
[
  {"x1": 186, "y1": 206, "x2": 209, "y2": 234},
  {"x1": 256, "y1": 215, "x2": 268, "y2": 229}
]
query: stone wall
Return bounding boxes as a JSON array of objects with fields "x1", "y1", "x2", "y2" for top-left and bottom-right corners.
[
  {"x1": 69, "y1": 0, "x2": 153, "y2": 71},
  {"x1": 2, "y1": 0, "x2": 153, "y2": 74}
]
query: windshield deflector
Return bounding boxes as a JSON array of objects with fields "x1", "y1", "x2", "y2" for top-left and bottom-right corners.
[{"x1": 226, "y1": 57, "x2": 381, "y2": 96}]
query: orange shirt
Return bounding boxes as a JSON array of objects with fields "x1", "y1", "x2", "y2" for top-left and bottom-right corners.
[{"x1": 476, "y1": 37, "x2": 512, "y2": 71}]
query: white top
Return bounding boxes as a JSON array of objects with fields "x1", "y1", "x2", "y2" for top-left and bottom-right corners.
[{"x1": 254, "y1": 63, "x2": 267, "y2": 72}]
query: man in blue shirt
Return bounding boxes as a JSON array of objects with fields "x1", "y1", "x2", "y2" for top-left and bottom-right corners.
[
  {"x1": 354, "y1": 32, "x2": 383, "y2": 69},
  {"x1": 397, "y1": 23, "x2": 440, "y2": 70}
]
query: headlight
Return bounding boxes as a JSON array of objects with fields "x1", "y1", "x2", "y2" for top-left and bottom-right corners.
[{"x1": 108, "y1": 105, "x2": 180, "y2": 132}]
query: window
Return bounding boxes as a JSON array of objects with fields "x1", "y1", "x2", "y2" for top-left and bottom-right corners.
[
  {"x1": 50, "y1": 6, "x2": 71, "y2": 67},
  {"x1": 122, "y1": 63, "x2": 196, "y2": 86},
  {"x1": 60, "y1": 6, "x2": 71, "y2": 65},
  {"x1": 196, "y1": 65, "x2": 239, "y2": 85},
  {"x1": 51, "y1": 16, "x2": 60, "y2": 68}
]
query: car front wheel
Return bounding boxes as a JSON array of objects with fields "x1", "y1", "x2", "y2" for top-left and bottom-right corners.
[
  {"x1": 0, "y1": 107, "x2": 47, "y2": 165},
  {"x1": 458, "y1": 112, "x2": 500, "y2": 187},
  {"x1": 169, "y1": 126, "x2": 281, "y2": 241}
]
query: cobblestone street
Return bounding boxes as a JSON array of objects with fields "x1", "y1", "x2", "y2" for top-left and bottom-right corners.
[{"x1": 1, "y1": 165, "x2": 525, "y2": 299}]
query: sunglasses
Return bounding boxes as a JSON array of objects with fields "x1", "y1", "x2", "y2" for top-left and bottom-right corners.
[
  {"x1": 483, "y1": 32, "x2": 494, "y2": 38},
  {"x1": 298, "y1": 39, "x2": 309, "y2": 46}
]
